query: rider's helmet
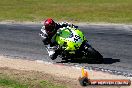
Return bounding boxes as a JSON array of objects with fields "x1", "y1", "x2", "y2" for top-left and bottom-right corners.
[{"x1": 44, "y1": 18, "x2": 56, "y2": 35}]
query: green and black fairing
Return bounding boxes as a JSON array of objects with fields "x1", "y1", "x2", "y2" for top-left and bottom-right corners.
[{"x1": 55, "y1": 26, "x2": 86, "y2": 51}]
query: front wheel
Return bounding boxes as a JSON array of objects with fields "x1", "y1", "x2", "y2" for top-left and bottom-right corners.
[
  {"x1": 83, "y1": 42, "x2": 103, "y2": 63},
  {"x1": 87, "y1": 47, "x2": 104, "y2": 63}
]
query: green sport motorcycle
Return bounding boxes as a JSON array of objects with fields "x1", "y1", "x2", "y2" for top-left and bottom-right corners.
[{"x1": 46, "y1": 26, "x2": 103, "y2": 63}]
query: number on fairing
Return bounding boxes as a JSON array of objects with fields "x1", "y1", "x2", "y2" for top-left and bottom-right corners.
[{"x1": 74, "y1": 35, "x2": 81, "y2": 42}]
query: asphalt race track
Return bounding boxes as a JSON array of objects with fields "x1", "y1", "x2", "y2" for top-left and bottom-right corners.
[{"x1": 0, "y1": 23, "x2": 132, "y2": 76}]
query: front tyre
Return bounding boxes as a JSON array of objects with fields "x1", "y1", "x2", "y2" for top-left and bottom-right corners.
[
  {"x1": 85, "y1": 45, "x2": 104, "y2": 63},
  {"x1": 84, "y1": 42, "x2": 104, "y2": 63}
]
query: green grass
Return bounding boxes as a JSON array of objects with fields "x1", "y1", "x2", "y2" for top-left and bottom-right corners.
[
  {"x1": 0, "y1": 78, "x2": 29, "y2": 88},
  {"x1": 0, "y1": 78, "x2": 66, "y2": 88},
  {"x1": 0, "y1": 0, "x2": 132, "y2": 23},
  {"x1": 0, "y1": 75, "x2": 66, "y2": 88}
]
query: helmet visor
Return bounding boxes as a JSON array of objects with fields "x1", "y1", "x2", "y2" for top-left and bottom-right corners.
[{"x1": 45, "y1": 25, "x2": 55, "y2": 33}]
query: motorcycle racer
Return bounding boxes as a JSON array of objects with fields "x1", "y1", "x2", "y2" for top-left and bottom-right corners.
[{"x1": 39, "y1": 18, "x2": 78, "y2": 60}]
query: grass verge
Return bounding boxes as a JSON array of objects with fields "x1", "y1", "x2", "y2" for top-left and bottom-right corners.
[
  {"x1": 0, "y1": 78, "x2": 28, "y2": 88},
  {"x1": 0, "y1": 70, "x2": 66, "y2": 88},
  {"x1": 0, "y1": 0, "x2": 132, "y2": 23},
  {"x1": 0, "y1": 78, "x2": 66, "y2": 88}
]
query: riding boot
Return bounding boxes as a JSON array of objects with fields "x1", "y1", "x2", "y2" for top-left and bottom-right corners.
[{"x1": 49, "y1": 49, "x2": 60, "y2": 60}]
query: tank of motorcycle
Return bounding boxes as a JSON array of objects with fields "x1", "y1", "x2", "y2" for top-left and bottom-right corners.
[{"x1": 55, "y1": 27, "x2": 86, "y2": 51}]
